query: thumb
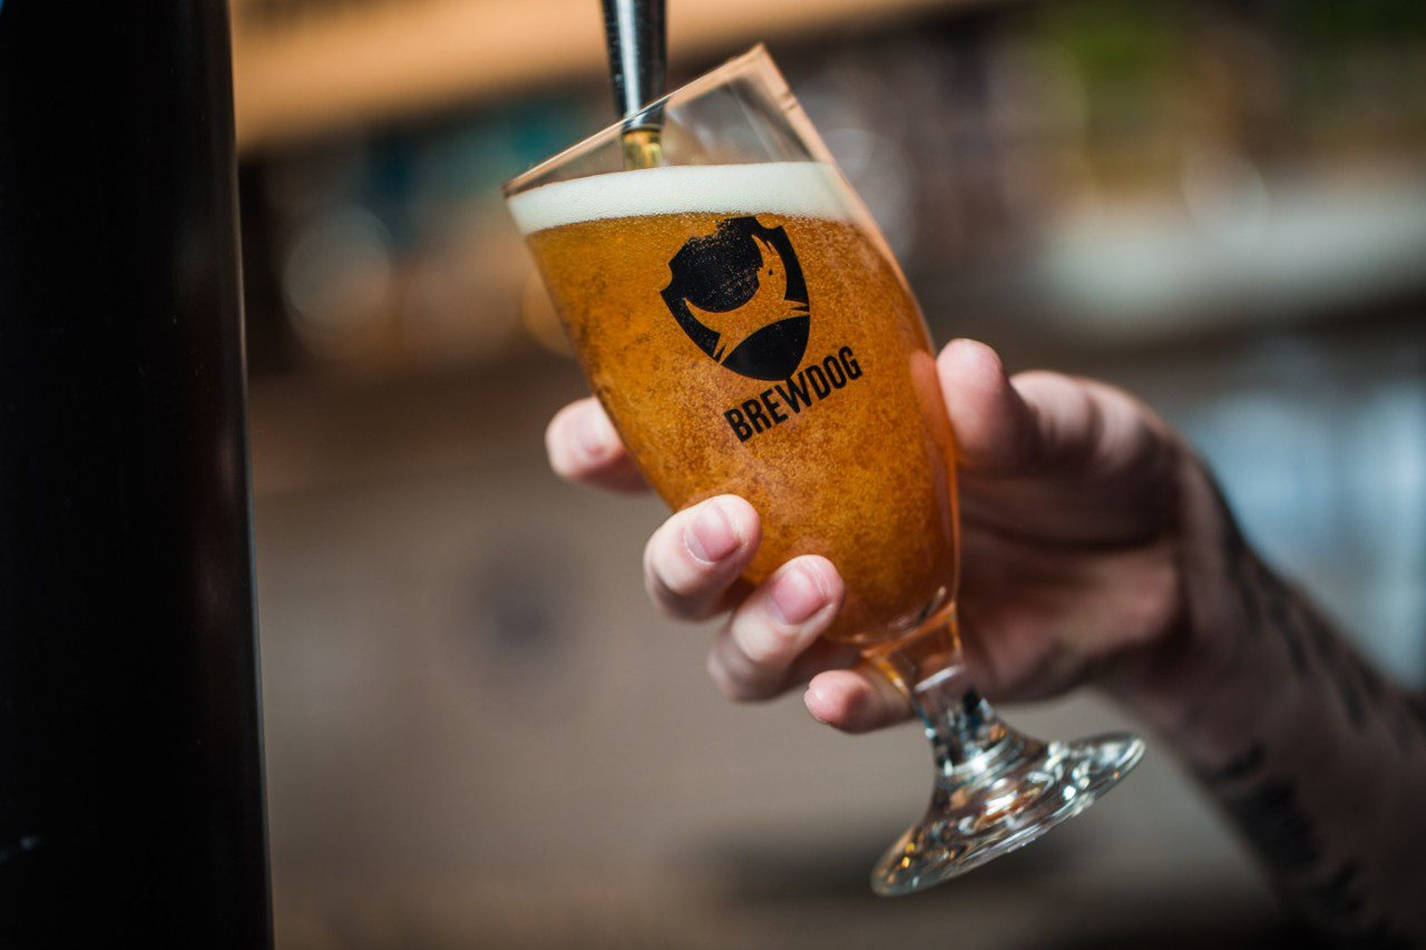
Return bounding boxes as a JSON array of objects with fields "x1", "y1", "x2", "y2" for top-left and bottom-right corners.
[{"x1": 935, "y1": 339, "x2": 1042, "y2": 474}]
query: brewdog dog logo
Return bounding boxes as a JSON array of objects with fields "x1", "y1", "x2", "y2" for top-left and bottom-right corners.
[{"x1": 660, "y1": 216, "x2": 810, "y2": 381}]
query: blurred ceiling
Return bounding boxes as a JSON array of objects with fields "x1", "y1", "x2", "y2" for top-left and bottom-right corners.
[{"x1": 230, "y1": 0, "x2": 976, "y2": 152}]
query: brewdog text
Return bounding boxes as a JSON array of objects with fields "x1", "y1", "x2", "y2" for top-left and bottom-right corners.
[{"x1": 722, "y1": 346, "x2": 864, "y2": 443}]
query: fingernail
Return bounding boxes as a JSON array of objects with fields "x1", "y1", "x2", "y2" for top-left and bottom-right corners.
[
  {"x1": 768, "y1": 562, "x2": 828, "y2": 626},
  {"x1": 685, "y1": 500, "x2": 740, "y2": 564},
  {"x1": 804, "y1": 686, "x2": 830, "y2": 724},
  {"x1": 575, "y1": 408, "x2": 613, "y2": 462}
]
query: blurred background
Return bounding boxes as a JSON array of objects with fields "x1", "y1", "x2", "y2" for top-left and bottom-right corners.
[{"x1": 230, "y1": 0, "x2": 1426, "y2": 945}]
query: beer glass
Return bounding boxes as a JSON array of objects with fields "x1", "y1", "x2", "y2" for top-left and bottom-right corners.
[{"x1": 504, "y1": 46, "x2": 1143, "y2": 895}]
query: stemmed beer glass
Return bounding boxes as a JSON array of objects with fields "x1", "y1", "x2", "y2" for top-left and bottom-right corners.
[{"x1": 504, "y1": 46, "x2": 1143, "y2": 895}]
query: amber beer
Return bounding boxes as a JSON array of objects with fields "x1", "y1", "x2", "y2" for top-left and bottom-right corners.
[
  {"x1": 511, "y1": 51, "x2": 1145, "y2": 894},
  {"x1": 512, "y1": 161, "x2": 958, "y2": 646}
]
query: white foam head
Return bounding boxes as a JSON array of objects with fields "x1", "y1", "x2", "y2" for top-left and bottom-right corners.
[{"x1": 507, "y1": 161, "x2": 851, "y2": 235}]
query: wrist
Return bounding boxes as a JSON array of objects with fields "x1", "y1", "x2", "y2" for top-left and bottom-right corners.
[{"x1": 1102, "y1": 452, "x2": 1271, "y2": 757}]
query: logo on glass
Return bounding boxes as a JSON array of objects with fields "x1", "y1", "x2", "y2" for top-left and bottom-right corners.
[{"x1": 661, "y1": 216, "x2": 810, "y2": 381}]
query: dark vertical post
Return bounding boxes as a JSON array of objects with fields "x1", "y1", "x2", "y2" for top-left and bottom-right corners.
[{"x1": 0, "y1": 2, "x2": 272, "y2": 946}]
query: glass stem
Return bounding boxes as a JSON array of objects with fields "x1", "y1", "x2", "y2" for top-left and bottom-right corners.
[
  {"x1": 915, "y1": 671, "x2": 1011, "y2": 777},
  {"x1": 869, "y1": 617, "x2": 1142, "y2": 895},
  {"x1": 870, "y1": 618, "x2": 1020, "y2": 780}
]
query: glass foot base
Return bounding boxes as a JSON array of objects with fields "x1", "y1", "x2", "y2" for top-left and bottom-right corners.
[{"x1": 871, "y1": 731, "x2": 1145, "y2": 896}]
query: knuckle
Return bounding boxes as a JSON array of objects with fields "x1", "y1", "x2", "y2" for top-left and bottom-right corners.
[
  {"x1": 643, "y1": 547, "x2": 688, "y2": 617},
  {"x1": 707, "y1": 647, "x2": 773, "y2": 703},
  {"x1": 706, "y1": 651, "x2": 745, "y2": 700},
  {"x1": 736, "y1": 619, "x2": 795, "y2": 668},
  {"x1": 642, "y1": 513, "x2": 730, "y2": 618}
]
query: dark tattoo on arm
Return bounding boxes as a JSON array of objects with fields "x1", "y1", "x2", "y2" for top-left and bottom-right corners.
[
  {"x1": 1212, "y1": 483, "x2": 1417, "y2": 739},
  {"x1": 1203, "y1": 753, "x2": 1417, "y2": 944},
  {"x1": 1193, "y1": 484, "x2": 1426, "y2": 943},
  {"x1": 1222, "y1": 779, "x2": 1319, "y2": 871},
  {"x1": 1195, "y1": 741, "x2": 1265, "y2": 786},
  {"x1": 1254, "y1": 559, "x2": 1308, "y2": 674}
]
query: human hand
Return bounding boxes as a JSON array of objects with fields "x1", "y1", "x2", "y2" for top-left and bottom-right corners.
[{"x1": 546, "y1": 339, "x2": 1202, "y2": 733}]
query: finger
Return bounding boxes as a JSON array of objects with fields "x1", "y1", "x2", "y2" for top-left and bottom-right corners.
[
  {"x1": 707, "y1": 556, "x2": 844, "y2": 701},
  {"x1": 545, "y1": 398, "x2": 648, "y2": 493},
  {"x1": 1014, "y1": 371, "x2": 1173, "y2": 477},
  {"x1": 803, "y1": 666, "x2": 912, "y2": 734},
  {"x1": 644, "y1": 496, "x2": 760, "y2": 621},
  {"x1": 782, "y1": 637, "x2": 861, "y2": 689},
  {"x1": 935, "y1": 339, "x2": 1042, "y2": 474},
  {"x1": 938, "y1": 339, "x2": 1158, "y2": 477}
]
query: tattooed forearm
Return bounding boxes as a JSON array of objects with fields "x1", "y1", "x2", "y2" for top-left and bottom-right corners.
[
  {"x1": 1221, "y1": 778, "x2": 1319, "y2": 871},
  {"x1": 1156, "y1": 479, "x2": 1426, "y2": 943},
  {"x1": 1202, "y1": 746, "x2": 1418, "y2": 944},
  {"x1": 1187, "y1": 543, "x2": 1426, "y2": 944}
]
